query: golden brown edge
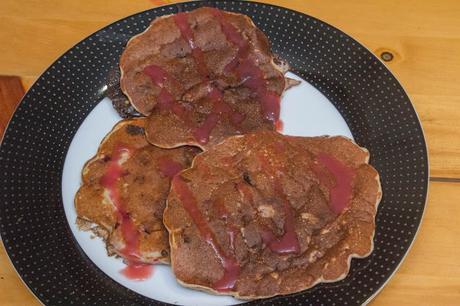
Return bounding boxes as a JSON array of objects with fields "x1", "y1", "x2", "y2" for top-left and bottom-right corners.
[{"x1": 163, "y1": 134, "x2": 383, "y2": 300}]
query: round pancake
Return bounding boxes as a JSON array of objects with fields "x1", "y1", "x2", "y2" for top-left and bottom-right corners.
[
  {"x1": 164, "y1": 130, "x2": 382, "y2": 298},
  {"x1": 120, "y1": 7, "x2": 289, "y2": 149},
  {"x1": 75, "y1": 118, "x2": 200, "y2": 264}
]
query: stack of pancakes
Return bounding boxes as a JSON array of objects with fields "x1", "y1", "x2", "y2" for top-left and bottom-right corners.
[{"x1": 75, "y1": 7, "x2": 381, "y2": 300}]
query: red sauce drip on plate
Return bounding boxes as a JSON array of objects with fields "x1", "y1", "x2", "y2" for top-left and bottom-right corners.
[
  {"x1": 210, "y1": 8, "x2": 282, "y2": 125},
  {"x1": 275, "y1": 119, "x2": 284, "y2": 132},
  {"x1": 100, "y1": 144, "x2": 153, "y2": 280},
  {"x1": 143, "y1": 65, "x2": 190, "y2": 123},
  {"x1": 258, "y1": 152, "x2": 300, "y2": 254},
  {"x1": 173, "y1": 176, "x2": 240, "y2": 291},
  {"x1": 158, "y1": 156, "x2": 183, "y2": 179},
  {"x1": 173, "y1": 12, "x2": 244, "y2": 144},
  {"x1": 121, "y1": 262, "x2": 154, "y2": 281},
  {"x1": 313, "y1": 153, "x2": 355, "y2": 214}
]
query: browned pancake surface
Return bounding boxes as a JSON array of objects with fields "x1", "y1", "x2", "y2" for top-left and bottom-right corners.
[
  {"x1": 75, "y1": 118, "x2": 200, "y2": 264},
  {"x1": 164, "y1": 130, "x2": 381, "y2": 298},
  {"x1": 120, "y1": 7, "x2": 288, "y2": 149}
]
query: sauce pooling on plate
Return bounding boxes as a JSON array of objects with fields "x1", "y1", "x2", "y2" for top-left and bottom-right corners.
[{"x1": 121, "y1": 262, "x2": 154, "y2": 281}]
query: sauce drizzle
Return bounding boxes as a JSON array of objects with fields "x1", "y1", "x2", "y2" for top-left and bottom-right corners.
[
  {"x1": 260, "y1": 195, "x2": 300, "y2": 253},
  {"x1": 173, "y1": 12, "x2": 244, "y2": 145},
  {"x1": 143, "y1": 65, "x2": 190, "y2": 123},
  {"x1": 209, "y1": 7, "x2": 283, "y2": 126},
  {"x1": 173, "y1": 12, "x2": 210, "y2": 80},
  {"x1": 257, "y1": 152, "x2": 300, "y2": 254},
  {"x1": 100, "y1": 144, "x2": 153, "y2": 280},
  {"x1": 313, "y1": 153, "x2": 355, "y2": 214},
  {"x1": 173, "y1": 176, "x2": 240, "y2": 291},
  {"x1": 158, "y1": 156, "x2": 183, "y2": 179}
]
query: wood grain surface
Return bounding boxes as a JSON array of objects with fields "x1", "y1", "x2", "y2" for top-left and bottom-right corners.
[
  {"x1": 0, "y1": 1, "x2": 459, "y2": 305},
  {"x1": 0, "y1": 77, "x2": 24, "y2": 140}
]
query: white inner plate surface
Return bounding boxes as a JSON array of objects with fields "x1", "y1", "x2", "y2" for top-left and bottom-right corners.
[{"x1": 62, "y1": 72, "x2": 353, "y2": 306}]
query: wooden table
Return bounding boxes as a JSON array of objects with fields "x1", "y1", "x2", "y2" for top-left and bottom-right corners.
[{"x1": 1, "y1": 1, "x2": 459, "y2": 305}]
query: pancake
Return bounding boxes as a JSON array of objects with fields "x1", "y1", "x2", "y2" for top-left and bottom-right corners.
[
  {"x1": 106, "y1": 67, "x2": 141, "y2": 118},
  {"x1": 164, "y1": 130, "x2": 382, "y2": 299},
  {"x1": 120, "y1": 7, "x2": 292, "y2": 149},
  {"x1": 75, "y1": 118, "x2": 200, "y2": 264}
]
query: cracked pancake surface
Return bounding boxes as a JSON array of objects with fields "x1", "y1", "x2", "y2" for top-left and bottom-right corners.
[
  {"x1": 164, "y1": 130, "x2": 381, "y2": 298},
  {"x1": 75, "y1": 118, "x2": 200, "y2": 264},
  {"x1": 120, "y1": 7, "x2": 290, "y2": 149}
]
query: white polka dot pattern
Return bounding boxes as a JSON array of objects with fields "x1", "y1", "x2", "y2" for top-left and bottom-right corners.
[{"x1": 0, "y1": 1, "x2": 428, "y2": 305}]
